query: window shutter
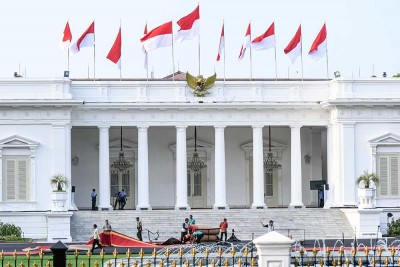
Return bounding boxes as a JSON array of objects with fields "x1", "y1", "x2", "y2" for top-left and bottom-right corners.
[
  {"x1": 390, "y1": 156, "x2": 399, "y2": 196},
  {"x1": 6, "y1": 159, "x2": 16, "y2": 200},
  {"x1": 379, "y1": 156, "x2": 388, "y2": 196},
  {"x1": 18, "y1": 160, "x2": 27, "y2": 200}
]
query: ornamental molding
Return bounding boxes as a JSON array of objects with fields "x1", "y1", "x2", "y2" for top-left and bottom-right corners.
[
  {"x1": 0, "y1": 135, "x2": 39, "y2": 149},
  {"x1": 369, "y1": 133, "x2": 400, "y2": 147}
]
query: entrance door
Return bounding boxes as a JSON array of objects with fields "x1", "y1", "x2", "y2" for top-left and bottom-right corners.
[
  {"x1": 110, "y1": 170, "x2": 134, "y2": 209},
  {"x1": 187, "y1": 170, "x2": 206, "y2": 208},
  {"x1": 264, "y1": 170, "x2": 278, "y2": 207}
]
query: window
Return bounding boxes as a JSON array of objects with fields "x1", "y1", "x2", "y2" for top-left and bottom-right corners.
[
  {"x1": 2, "y1": 156, "x2": 30, "y2": 201},
  {"x1": 378, "y1": 155, "x2": 399, "y2": 197},
  {"x1": 264, "y1": 172, "x2": 274, "y2": 197}
]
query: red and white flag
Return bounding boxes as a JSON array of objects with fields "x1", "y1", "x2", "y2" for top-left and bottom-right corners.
[
  {"x1": 60, "y1": 21, "x2": 72, "y2": 51},
  {"x1": 143, "y1": 23, "x2": 148, "y2": 69},
  {"x1": 140, "y1": 21, "x2": 173, "y2": 52},
  {"x1": 216, "y1": 23, "x2": 225, "y2": 61},
  {"x1": 238, "y1": 23, "x2": 251, "y2": 61},
  {"x1": 70, "y1": 22, "x2": 95, "y2": 54},
  {"x1": 251, "y1": 22, "x2": 275, "y2": 50},
  {"x1": 284, "y1": 25, "x2": 302, "y2": 63},
  {"x1": 106, "y1": 27, "x2": 122, "y2": 68},
  {"x1": 309, "y1": 23, "x2": 327, "y2": 61},
  {"x1": 176, "y1": 5, "x2": 200, "y2": 43}
]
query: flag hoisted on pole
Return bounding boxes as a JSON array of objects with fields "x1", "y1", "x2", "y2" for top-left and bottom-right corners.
[
  {"x1": 70, "y1": 21, "x2": 95, "y2": 79},
  {"x1": 238, "y1": 22, "x2": 252, "y2": 80},
  {"x1": 106, "y1": 26, "x2": 122, "y2": 79},
  {"x1": 60, "y1": 21, "x2": 72, "y2": 72},
  {"x1": 251, "y1": 22, "x2": 276, "y2": 80},
  {"x1": 284, "y1": 24, "x2": 302, "y2": 80},
  {"x1": 216, "y1": 21, "x2": 225, "y2": 82},
  {"x1": 309, "y1": 23, "x2": 328, "y2": 79},
  {"x1": 176, "y1": 5, "x2": 200, "y2": 74}
]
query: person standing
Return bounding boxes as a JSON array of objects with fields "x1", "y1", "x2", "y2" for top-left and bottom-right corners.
[
  {"x1": 91, "y1": 189, "x2": 97, "y2": 210},
  {"x1": 102, "y1": 219, "x2": 112, "y2": 246},
  {"x1": 136, "y1": 217, "x2": 143, "y2": 241},
  {"x1": 102, "y1": 219, "x2": 112, "y2": 231},
  {"x1": 180, "y1": 218, "x2": 189, "y2": 243},
  {"x1": 219, "y1": 218, "x2": 229, "y2": 241},
  {"x1": 91, "y1": 224, "x2": 103, "y2": 253},
  {"x1": 261, "y1": 220, "x2": 274, "y2": 232},
  {"x1": 188, "y1": 214, "x2": 196, "y2": 225},
  {"x1": 119, "y1": 189, "x2": 127, "y2": 210}
]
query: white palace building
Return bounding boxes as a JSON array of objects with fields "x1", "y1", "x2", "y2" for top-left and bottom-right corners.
[{"x1": 0, "y1": 75, "x2": 400, "y2": 240}]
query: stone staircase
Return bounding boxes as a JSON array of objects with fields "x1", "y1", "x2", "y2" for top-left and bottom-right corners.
[{"x1": 71, "y1": 209, "x2": 355, "y2": 242}]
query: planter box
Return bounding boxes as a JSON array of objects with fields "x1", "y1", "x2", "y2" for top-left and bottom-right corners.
[
  {"x1": 358, "y1": 188, "x2": 376, "y2": 209},
  {"x1": 51, "y1": 191, "x2": 68, "y2": 212}
]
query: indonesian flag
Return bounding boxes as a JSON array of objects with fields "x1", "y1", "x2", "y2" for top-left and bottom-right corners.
[
  {"x1": 140, "y1": 21, "x2": 173, "y2": 52},
  {"x1": 238, "y1": 23, "x2": 251, "y2": 61},
  {"x1": 216, "y1": 23, "x2": 224, "y2": 61},
  {"x1": 106, "y1": 27, "x2": 122, "y2": 68},
  {"x1": 309, "y1": 23, "x2": 327, "y2": 61},
  {"x1": 251, "y1": 22, "x2": 275, "y2": 50},
  {"x1": 143, "y1": 23, "x2": 148, "y2": 69},
  {"x1": 284, "y1": 25, "x2": 302, "y2": 63},
  {"x1": 60, "y1": 21, "x2": 72, "y2": 51},
  {"x1": 70, "y1": 22, "x2": 95, "y2": 54},
  {"x1": 176, "y1": 5, "x2": 200, "y2": 43}
]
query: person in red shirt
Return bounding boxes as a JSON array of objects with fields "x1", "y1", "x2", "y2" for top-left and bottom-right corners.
[{"x1": 219, "y1": 218, "x2": 228, "y2": 241}]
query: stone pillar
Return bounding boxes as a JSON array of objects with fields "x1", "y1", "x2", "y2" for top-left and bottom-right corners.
[
  {"x1": 341, "y1": 122, "x2": 357, "y2": 206},
  {"x1": 289, "y1": 125, "x2": 304, "y2": 207},
  {"x1": 46, "y1": 211, "x2": 73, "y2": 242},
  {"x1": 214, "y1": 126, "x2": 228, "y2": 209},
  {"x1": 65, "y1": 124, "x2": 72, "y2": 210},
  {"x1": 98, "y1": 126, "x2": 111, "y2": 210},
  {"x1": 253, "y1": 231, "x2": 294, "y2": 267},
  {"x1": 137, "y1": 126, "x2": 151, "y2": 210},
  {"x1": 175, "y1": 126, "x2": 189, "y2": 210},
  {"x1": 252, "y1": 126, "x2": 266, "y2": 209}
]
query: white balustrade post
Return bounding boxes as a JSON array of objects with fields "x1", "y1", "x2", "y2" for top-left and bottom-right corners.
[
  {"x1": 98, "y1": 126, "x2": 112, "y2": 210},
  {"x1": 137, "y1": 126, "x2": 152, "y2": 210},
  {"x1": 253, "y1": 232, "x2": 294, "y2": 267},
  {"x1": 252, "y1": 126, "x2": 266, "y2": 209},
  {"x1": 175, "y1": 126, "x2": 189, "y2": 210},
  {"x1": 289, "y1": 125, "x2": 304, "y2": 208},
  {"x1": 214, "y1": 126, "x2": 228, "y2": 209}
]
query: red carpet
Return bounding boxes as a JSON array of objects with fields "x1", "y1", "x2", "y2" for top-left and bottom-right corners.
[{"x1": 85, "y1": 230, "x2": 161, "y2": 248}]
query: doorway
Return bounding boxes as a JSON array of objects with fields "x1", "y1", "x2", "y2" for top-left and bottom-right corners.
[
  {"x1": 110, "y1": 169, "x2": 135, "y2": 209},
  {"x1": 187, "y1": 169, "x2": 206, "y2": 208}
]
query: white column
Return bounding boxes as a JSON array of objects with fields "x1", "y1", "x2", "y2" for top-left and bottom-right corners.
[
  {"x1": 341, "y1": 122, "x2": 357, "y2": 206},
  {"x1": 214, "y1": 126, "x2": 228, "y2": 209},
  {"x1": 137, "y1": 126, "x2": 152, "y2": 210},
  {"x1": 252, "y1": 126, "x2": 266, "y2": 209},
  {"x1": 65, "y1": 124, "x2": 72, "y2": 210},
  {"x1": 289, "y1": 125, "x2": 304, "y2": 207},
  {"x1": 175, "y1": 126, "x2": 189, "y2": 210},
  {"x1": 98, "y1": 126, "x2": 112, "y2": 210}
]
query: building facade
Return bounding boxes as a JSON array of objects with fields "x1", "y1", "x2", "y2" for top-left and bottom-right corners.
[{"x1": 0, "y1": 77, "x2": 399, "y2": 240}]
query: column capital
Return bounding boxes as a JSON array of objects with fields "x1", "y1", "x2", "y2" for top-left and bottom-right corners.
[
  {"x1": 214, "y1": 125, "x2": 226, "y2": 130},
  {"x1": 138, "y1": 126, "x2": 149, "y2": 131},
  {"x1": 175, "y1": 125, "x2": 188, "y2": 130},
  {"x1": 98, "y1": 125, "x2": 110, "y2": 130},
  {"x1": 252, "y1": 125, "x2": 264, "y2": 130},
  {"x1": 290, "y1": 124, "x2": 302, "y2": 130}
]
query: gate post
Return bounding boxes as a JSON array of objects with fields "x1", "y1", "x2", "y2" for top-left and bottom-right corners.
[
  {"x1": 253, "y1": 231, "x2": 294, "y2": 267},
  {"x1": 50, "y1": 241, "x2": 68, "y2": 267}
]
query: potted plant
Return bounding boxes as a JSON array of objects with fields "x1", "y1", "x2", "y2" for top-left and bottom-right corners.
[
  {"x1": 356, "y1": 171, "x2": 379, "y2": 209},
  {"x1": 50, "y1": 174, "x2": 69, "y2": 212},
  {"x1": 50, "y1": 174, "x2": 69, "y2": 191}
]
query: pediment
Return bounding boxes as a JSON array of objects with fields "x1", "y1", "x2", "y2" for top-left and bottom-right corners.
[
  {"x1": 109, "y1": 139, "x2": 137, "y2": 150},
  {"x1": 0, "y1": 135, "x2": 39, "y2": 148},
  {"x1": 169, "y1": 138, "x2": 213, "y2": 153},
  {"x1": 369, "y1": 133, "x2": 400, "y2": 146},
  {"x1": 241, "y1": 139, "x2": 286, "y2": 151}
]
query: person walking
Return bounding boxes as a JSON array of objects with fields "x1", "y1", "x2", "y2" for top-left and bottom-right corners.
[
  {"x1": 219, "y1": 218, "x2": 229, "y2": 241},
  {"x1": 136, "y1": 217, "x2": 143, "y2": 241},
  {"x1": 119, "y1": 189, "x2": 127, "y2": 209},
  {"x1": 188, "y1": 214, "x2": 196, "y2": 225},
  {"x1": 91, "y1": 189, "x2": 97, "y2": 210},
  {"x1": 180, "y1": 218, "x2": 189, "y2": 243},
  {"x1": 91, "y1": 224, "x2": 103, "y2": 253}
]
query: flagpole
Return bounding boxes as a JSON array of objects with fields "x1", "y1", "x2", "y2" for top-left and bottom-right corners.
[
  {"x1": 67, "y1": 19, "x2": 70, "y2": 73},
  {"x1": 145, "y1": 21, "x2": 149, "y2": 83},
  {"x1": 93, "y1": 20, "x2": 96, "y2": 81},
  {"x1": 198, "y1": 3, "x2": 201, "y2": 75},
  {"x1": 171, "y1": 20, "x2": 175, "y2": 82},
  {"x1": 120, "y1": 20, "x2": 122, "y2": 81},
  {"x1": 273, "y1": 21, "x2": 277, "y2": 81},
  {"x1": 300, "y1": 24, "x2": 303, "y2": 82},
  {"x1": 223, "y1": 20, "x2": 226, "y2": 83},
  {"x1": 325, "y1": 22, "x2": 329, "y2": 80},
  {"x1": 249, "y1": 21, "x2": 253, "y2": 81}
]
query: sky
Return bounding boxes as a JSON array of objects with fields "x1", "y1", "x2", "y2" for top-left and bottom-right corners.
[{"x1": 0, "y1": 0, "x2": 399, "y2": 80}]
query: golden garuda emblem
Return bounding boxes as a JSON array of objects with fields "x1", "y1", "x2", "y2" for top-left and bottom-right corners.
[{"x1": 186, "y1": 72, "x2": 217, "y2": 97}]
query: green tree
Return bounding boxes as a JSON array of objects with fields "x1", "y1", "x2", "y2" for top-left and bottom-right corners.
[{"x1": 393, "y1": 73, "x2": 400, "y2": 78}]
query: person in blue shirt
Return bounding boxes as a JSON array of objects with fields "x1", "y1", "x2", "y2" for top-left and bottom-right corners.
[
  {"x1": 192, "y1": 230, "x2": 204, "y2": 244},
  {"x1": 91, "y1": 189, "x2": 97, "y2": 210},
  {"x1": 119, "y1": 189, "x2": 127, "y2": 210},
  {"x1": 188, "y1": 214, "x2": 196, "y2": 225}
]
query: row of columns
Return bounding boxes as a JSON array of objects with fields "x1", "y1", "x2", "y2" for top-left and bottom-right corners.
[{"x1": 96, "y1": 125, "x2": 305, "y2": 210}]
